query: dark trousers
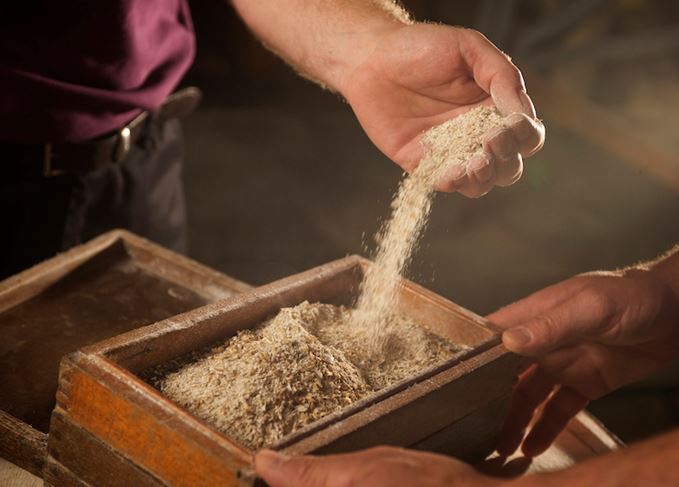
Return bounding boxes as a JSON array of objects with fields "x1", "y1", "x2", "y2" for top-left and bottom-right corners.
[{"x1": 0, "y1": 119, "x2": 187, "y2": 280}]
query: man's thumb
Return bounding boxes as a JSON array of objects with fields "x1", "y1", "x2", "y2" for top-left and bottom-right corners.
[
  {"x1": 501, "y1": 289, "x2": 611, "y2": 356},
  {"x1": 256, "y1": 450, "x2": 330, "y2": 487}
]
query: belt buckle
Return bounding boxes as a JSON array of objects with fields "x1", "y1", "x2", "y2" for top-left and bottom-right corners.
[
  {"x1": 113, "y1": 126, "x2": 132, "y2": 163},
  {"x1": 42, "y1": 144, "x2": 65, "y2": 177},
  {"x1": 42, "y1": 122, "x2": 133, "y2": 177}
]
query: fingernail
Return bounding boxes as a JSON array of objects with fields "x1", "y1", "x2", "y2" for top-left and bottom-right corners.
[
  {"x1": 475, "y1": 168, "x2": 493, "y2": 183},
  {"x1": 506, "y1": 113, "x2": 525, "y2": 130},
  {"x1": 506, "y1": 113, "x2": 533, "y2": 144},
  {"x1": 484, "y1": 126, "x2": 504, "y2": 145},
  {"x1": 474, "y1": 164, "x2": 493, "y2": 183},
  {"x1": 503, "y1": 327, "x2": 532, "y2": 348},
  {"x1": 492, "y1": 132, "x2": 515, "y2": 160},
  {"x1": 517, "y1": 89, "x2": 536, "y2": 117},
  {"x1": 256, "y1": 449, "x2": 287, "y2": 470}
]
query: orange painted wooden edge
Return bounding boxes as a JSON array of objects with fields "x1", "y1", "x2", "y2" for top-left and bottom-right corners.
[{"x1": 62, "y1": 356, "x2": 252, "y2": 487}]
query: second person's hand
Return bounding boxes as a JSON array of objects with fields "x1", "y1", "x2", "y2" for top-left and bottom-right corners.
[
  {"x1": 255, "y1": 446, "x2": 500, "y2": 487},
  {"x1": 488, "y1": 257, "x2": 679, "y2": 458}
]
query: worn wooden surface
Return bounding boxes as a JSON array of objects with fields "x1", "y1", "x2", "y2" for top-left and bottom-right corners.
[
  {"x1": 47, "y1": 409, "x2": 165, "y2": 487},
  {"x1": 0, "y1": 411, "x2": 46, "y2": 479},
  {"x1": 4, "y1": 410, "x2": 621, "y2": 486},
  {"x1": 0, "y1": 229, "x2": 251, "y2": 477},
  {"x1": 413, "y1": 393, "x2": 512, "y2": 461},
  {"x1": 44, "y1": 256, "x2": 520, "y2": 486}
]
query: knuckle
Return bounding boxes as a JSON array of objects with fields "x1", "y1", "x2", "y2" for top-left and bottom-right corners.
[
  {"x1": 508, "y1": 115, "x2": 543, "y2": 155},
  {"x1": 435, "y1": 179, "x2": 458, "y2": 193},
  {"x1": 367, "y1": 445, "x2": 399, "y2": 459},
  {"x1": 495, "y1": 155, "x2": 523, "y2": 187},
  {"x1": 292, "y1": 458, "x2": 330, "y2": 487},
  {"x1": 509, "y1": 114, "x2": 531, "y2": 134},
  {"x1": 458, "y1": 186, "x2": 479, "y2": 198},
  {"x1": 488, "y1": 130, "x2": 518, "y2": 160},
  {"x1": 464, "y1": 189, "x2": 487, "y2": 199},
  {"x1": 463, "y1": 27, "x2": 486, "y2": 43},
  {"x1": 580, "y1": 286, "x2": 613, "y2": 319},
  {"x1": 330, "y1": 474, "x2": 356, "y2": 487},
  {"x1": 482, "y1": 126, "x2": 505, "y2": 147},
  {"x1": 294, "y1": 461, "x2": 316, "y2": 483},
  {"x1": 535, "y1": 313, "x2": 560, "y2": 346},
  {"x1": 365, "y1": 446, "x2": 408, "y2": 466}
]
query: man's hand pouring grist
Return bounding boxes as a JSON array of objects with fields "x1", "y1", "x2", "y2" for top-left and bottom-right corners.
[{"x1": 231, "y1": 1, "x2": 545, "y2": 198}]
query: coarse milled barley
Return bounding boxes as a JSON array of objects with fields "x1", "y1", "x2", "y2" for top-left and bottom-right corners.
[{"x1": 155, "y1": 301, "x2": 465, "y2": 449}]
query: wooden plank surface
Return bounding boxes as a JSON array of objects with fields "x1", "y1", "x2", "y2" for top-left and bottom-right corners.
[
  {"x1": 46, "y1": 410, "x2": 165, "y2": 487},
  {"x1": 0, "y1": 229, "x2": 252, "y2": 477},
  {"x1": 0, "y1": 411, "x2": 46, "y2": 478},
  {"x1": 2, "y1": 410, "x2": 621, "y2": 486}
]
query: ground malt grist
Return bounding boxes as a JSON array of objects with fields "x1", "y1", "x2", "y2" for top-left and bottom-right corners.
[{"x1": 157, "y1": 301, "x2": 463, "y2": 449}]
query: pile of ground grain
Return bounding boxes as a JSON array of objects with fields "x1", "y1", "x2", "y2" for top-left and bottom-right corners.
[
  {"x1": 157, "y1": 301, "x2": 463, "y2": 449},
  {"x1": 298, "y1": 303, "x2": 463, "y2": 390}
]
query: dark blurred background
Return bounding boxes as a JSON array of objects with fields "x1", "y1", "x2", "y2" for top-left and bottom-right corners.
[{"x1": 179, "y1": 0, "x2": 679, "y2": 444}]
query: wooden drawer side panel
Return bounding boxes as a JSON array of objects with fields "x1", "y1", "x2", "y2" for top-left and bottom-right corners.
[
  {"x1": 48, "y1": 409, "x2": 164, "y2": 487},
  {"x1": 43, "y1": 456, "x2": 92, "y2": 487},
  {"x1": 290, "y1": 350, "x2": 518, "y2": 456},
  {"x1": 412, "y1": 392, "x2": 512, "y2": 461},
  {"x1": 60, "y1": 366, "x2": 250, "y2": 487}
]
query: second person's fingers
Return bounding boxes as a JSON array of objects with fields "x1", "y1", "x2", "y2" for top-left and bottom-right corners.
[
  {"x1": 256, "y1": 450, "x2": 334, "y2": 487},
  {"x1": 488, "y1": 277, "x2": 590, "y2": 329},
  {"x1": 502, "y1": 286, "x2": 616, "y2": 356},
  {"x1": 521, "y1": 386, "x2": 589, "y2": 458},
  {"x1": 497, "y1": 365, "x2": 556, "y2": 457}
]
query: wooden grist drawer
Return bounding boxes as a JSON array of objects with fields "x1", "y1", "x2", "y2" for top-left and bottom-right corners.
[
  {"x1": 0, "y1": 229, "x2": 250, "y2": 477},
  {"x1": 45, "y1": 255, "x2": 519, "y2": 486}
]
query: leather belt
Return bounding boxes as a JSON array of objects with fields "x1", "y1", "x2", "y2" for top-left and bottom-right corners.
[{"x1": 3, "y1": 86, "x2": 202, "y2": 179}]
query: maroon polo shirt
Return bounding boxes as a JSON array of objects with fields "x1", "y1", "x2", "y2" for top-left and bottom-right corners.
[{"x1": 0, "y1": 0, "x2": 196, "y2": 143}]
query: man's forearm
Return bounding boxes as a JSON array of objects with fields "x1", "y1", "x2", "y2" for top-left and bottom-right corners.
[
  {"x1": 230, "y1": 0, "x2": 411, "y2": 92},
  {"x1": 647, "y1": 245, "x2": 679, "y2": 298},
  {"x1": 512, "y1": 428, "x2": 679, "y2": 487},
  {"x1": 627, "y1": 245, "x2": 679, "y2": 351}
]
